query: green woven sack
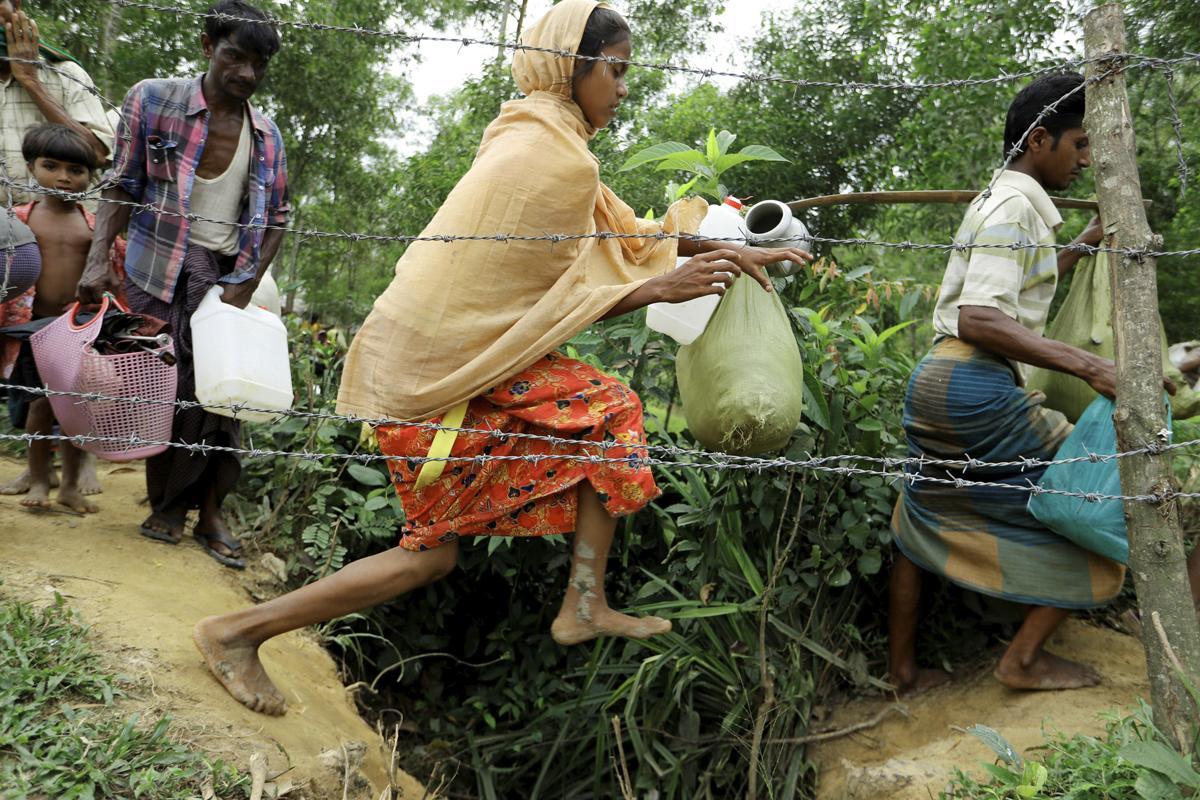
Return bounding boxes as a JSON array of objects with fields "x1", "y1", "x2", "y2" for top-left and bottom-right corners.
[
  {"x1": 1027, "y1": 252, "x2": 1112, "y2": 423},
  {"x1": 1027, "y1": 251, "x2": 1200, "y2": 421},
  {"x1": 676, "y1": 275, "x2": 804, "y2": 455}
]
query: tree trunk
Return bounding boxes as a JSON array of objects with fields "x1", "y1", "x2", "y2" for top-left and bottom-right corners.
[
  {"x1": 1084, "y1": 2, "x2": 1200, "y2": 750},
  {"x1": 514, "y1": 0, "x2": 531, "y2": 41}
]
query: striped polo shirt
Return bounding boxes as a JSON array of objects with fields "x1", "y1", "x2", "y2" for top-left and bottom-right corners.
[{"x1": 932, "y1": 169, "x2": 1063, "y2": 383}]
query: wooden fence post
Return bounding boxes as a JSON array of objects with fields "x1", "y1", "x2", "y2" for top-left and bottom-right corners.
[{"x1": 1084, "y1": 2, "x2": 1200, "y2": 748}]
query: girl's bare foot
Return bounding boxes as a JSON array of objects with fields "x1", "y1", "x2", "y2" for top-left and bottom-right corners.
[
  {"x1": 77, "y1": 454, "x2": 103, "y2": 496},
  {"x1": 20, "y1": 479, "x2": 52, "y2": 509},
  {"x1": 994, "y1": 649, "x2": 1100, "y2": 690},
  {"x1": 550, "y1": 605, "x2": 672, "y2": 646},
  {"x1": 1, "y1": 468, "x2": 34, "y2": 495},
  {"x1": 57, "y1": 486, "x2": 99, "y2": 514},
  {"x1": 193, "y1": 616, "x2": 287, "y2": 716},
  {"x1": 2, "y1": 467, "x2": 58, "y2": 494}
]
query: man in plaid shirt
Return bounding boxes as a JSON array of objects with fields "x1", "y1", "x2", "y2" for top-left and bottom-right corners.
[{"x1": 79, "y1": 0, "x2": 289, "y2": 569}]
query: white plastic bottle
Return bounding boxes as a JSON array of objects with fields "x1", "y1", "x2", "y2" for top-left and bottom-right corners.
[
  {"x1": 646, "y1": 195, "x2": 746, "y2": 345},
  {"x1": 192, "y1": 285, "x2": 294, "y2": 423},
  {"x1": 744, "y1": 199, "x2": 812, "y2": 276}
]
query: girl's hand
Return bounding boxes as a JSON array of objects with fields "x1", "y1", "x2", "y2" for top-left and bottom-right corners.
[
  {"x1": 647, "y1": 250, "x2": 742, "y2": 303},
  {"x1": 728, "y1": 245, "x2": 814, "y2": 291}
]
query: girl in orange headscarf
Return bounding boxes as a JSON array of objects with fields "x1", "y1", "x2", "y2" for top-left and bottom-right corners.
[{"x1": 193, "y1": 0, "x2": 809, "y2": 716}]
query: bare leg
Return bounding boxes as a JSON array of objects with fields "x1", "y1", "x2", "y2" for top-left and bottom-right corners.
[
  {"x1": 194, "y1": 541, "x2": 459, "y2": 715},
  {"x1": 994, "y1": 605, "x2": 1100, "y2": 690},
  {"x1": 550, "y1": 483, "x2": 672, "y2": 646},
  {"x1": 194, "y1": 480, "x2": 243, "y2": 567},
  {"x1": 888, "y1": 552, "x2": 950, "y2": 695},
  {"x1": 19, "y1": 399, "x2": 53, "y2": 509},
  {"x1": 76, "y1": 452, "x2": 103, "y2": 495},
  {"x1": 57, "y1": 444, "x2": 99, "y2": 514}
]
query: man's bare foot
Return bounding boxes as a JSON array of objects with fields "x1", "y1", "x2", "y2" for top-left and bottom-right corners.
[
  {"x1": 57, "y1": 487, "x2": 99, "y2": 514},
  {"x1": 19, "y1": 479, "x2": 52, "y2": 509},
  {"x1": 77, "y1": 454, "x2": 103, "y2": 496},
  {"x1": 193, "y1": 616, "x2": 287, "y2": 716},
  {"x1": 550, "y1": 606, "x2": 672, "y2": 646},
  {"x1": 994, "y1": 649, "x2": 1100, "y2": 690},
  {"x1": 1, "y1": 467, "x2": 58, "y2": 494},
  {"x1": 890, "y1": 667, "x2": 953, "y2": 697}
]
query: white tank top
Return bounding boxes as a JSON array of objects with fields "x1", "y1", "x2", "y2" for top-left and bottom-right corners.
[{"x1": 188, "y1": 113, "x2": 251, "y2": 256}]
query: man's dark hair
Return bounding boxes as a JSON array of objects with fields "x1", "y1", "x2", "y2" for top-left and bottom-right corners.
[
  {"x1": 572, "y1": 7, "x2": 631, "y2": 81},
  {"x1": 204, "y1": 0, "x2": 280, "y2": 58},
  {"x1": 1003, "y1": 72, "x2": 1086, "y2": 159},
  {"x1": 21, "y1": 122, "x2": 98, "y2": 171}
]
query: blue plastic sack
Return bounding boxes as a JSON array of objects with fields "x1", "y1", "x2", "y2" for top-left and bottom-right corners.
[{"x1": 1028, "y1": 395, "x2": 1171, "y2": 564}]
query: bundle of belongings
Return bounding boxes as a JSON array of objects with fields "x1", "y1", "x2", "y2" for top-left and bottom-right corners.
[
  {"x1": 676, "y1": 274, "x2": 804, "y2": 456},
  {"x1": 3, "y1": 300, "x2": 176, "y2": 461},
  {"x1": 1026, "y1": 250, "x2": 1200, "y2": 421}
]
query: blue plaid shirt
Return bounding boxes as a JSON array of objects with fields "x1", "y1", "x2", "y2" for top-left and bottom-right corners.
[{"x1": 105, "y1": 76, "x2": 291, "y2": 302}]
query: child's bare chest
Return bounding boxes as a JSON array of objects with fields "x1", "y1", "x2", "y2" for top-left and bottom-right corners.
[{"x1": 28, "y1": 209, "x2": 92, "y2": 263}]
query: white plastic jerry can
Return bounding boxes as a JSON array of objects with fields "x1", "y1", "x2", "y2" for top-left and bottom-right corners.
[
  {"x1": 192, "y1": 284, "x2": 294, "y2": 423},
  {"x1": 646, "y1": 195, "x2": 747, "y2": 345}
]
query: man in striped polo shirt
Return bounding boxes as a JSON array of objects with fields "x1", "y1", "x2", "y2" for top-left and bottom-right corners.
[{"x1": 888, "y1": 73, "x2": 1124, "y2": 693}]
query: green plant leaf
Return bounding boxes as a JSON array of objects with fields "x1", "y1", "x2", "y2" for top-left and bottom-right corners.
[
  {"x1": 857, "y1": 549, "x2": 882, "y2": 575},
  {"x1": 619, "y1": 141, "x2": 692, "y2": 171},
  {"x1": 347, "y1": 463, "x2": 388, "y2": 487},
  {"x1": 706, "y1": 128, "x2": 720, "y2": 162},
  {"x1": 735, "y1": 144, "x2": 790, "y2": 162},
  {"x1": 843, "y1": 265, "x2": 874, "y2": 281},
  {"x1": 967, "y1": 724, "x2": 1023, "y2": 767},
  {"x1": 670, "y1": 175, "x2": 700, "y2": 201},
  {"x1": 652, "y1": 152, "x2": 712, "y2": 175},
  {"x1": 1119, "y1": 742, "x2": 1200, "y2": 787},
  {"x1": 1135, "y1": 771, "x2": 1185, "y2": 800},
  {"x1": 876, "y1": 320, "x2": 916, "y2": 345},
  {"x1": 716, "y1": 130, "x2": 737, "y2": 157},
  {"x1": 802, "y1": 370, "x2": 831, "y2": 430}
]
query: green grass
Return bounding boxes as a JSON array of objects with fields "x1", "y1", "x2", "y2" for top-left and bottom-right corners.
[{"x1": 0, "y1": 592, "x2": 246, "y2": 799}]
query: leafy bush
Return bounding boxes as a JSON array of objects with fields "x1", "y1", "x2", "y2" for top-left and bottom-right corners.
[
  {"x1": 946, "y1": 702, "x2": 1200, "y2": 799},
  {"x1": 233, "y1": 262, "x2": 936, "y2": 798}
]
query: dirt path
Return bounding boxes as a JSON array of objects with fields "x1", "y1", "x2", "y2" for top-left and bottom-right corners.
[
  {"x1": 0, "y1": 457, "x2": 424, "y2": 799},
  {"x1": 810, "y1": 620, "x2": 1149, "y2": 799}
]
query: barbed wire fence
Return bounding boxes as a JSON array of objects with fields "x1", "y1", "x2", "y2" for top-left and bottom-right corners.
[{"x1": 0, "y1": 2, "x2": 1198, "y2": 510}]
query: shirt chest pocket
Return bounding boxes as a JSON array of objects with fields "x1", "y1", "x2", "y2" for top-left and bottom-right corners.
[{"x1": 145, "y1": 136, "x2": 178, "y2": 184}]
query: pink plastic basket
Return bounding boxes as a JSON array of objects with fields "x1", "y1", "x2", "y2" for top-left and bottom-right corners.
[{"x1": 30, "y1": 297, "x2": 177, "y2": 462}]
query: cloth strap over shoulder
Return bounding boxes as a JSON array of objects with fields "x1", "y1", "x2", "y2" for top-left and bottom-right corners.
[{"x1": 414, "y1": 400, "x2": 469, "y2": 491}]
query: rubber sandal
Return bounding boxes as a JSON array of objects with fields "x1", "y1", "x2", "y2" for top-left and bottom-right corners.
[
  {"x1": 139, "y1": 514, "x2": 183, "y2": 544},
  {"x1": 193, "y1": 530, "x2": 246, "y2": 570}
]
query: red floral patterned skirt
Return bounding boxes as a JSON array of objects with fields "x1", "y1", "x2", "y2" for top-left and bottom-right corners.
[{"x1": 375, "y1": 353, "x2": 660, "y2": 552}]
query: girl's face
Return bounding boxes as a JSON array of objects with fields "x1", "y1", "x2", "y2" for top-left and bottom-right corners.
[{"x1": 573, "y1": 38, "x2": 631, "y2": 130}]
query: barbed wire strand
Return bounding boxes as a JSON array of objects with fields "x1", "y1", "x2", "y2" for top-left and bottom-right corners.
[
  {"x1": 1159, "y1": 65, "x2": 1192, "y2": 195},
  {"x1": 2, "y1": 428, "x2": 1192, "y2": 505},
  {"x1": 10, "y1": 178, "x2": 1200, "y2": 261},
  {"x1": 978, "y1": 66, "x2": 1105, "y2": 204},
  {"x1": 11, "y1": 384, "x2": 1194, "y2": 473},
  {"x1": 101, "y1": 0, "x2": 1170, "y2": 93}
]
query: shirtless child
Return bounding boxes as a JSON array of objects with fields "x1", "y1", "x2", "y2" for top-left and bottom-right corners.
[{"x1": 5, "y1": 123, "x2": 125, "y2": 513}]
